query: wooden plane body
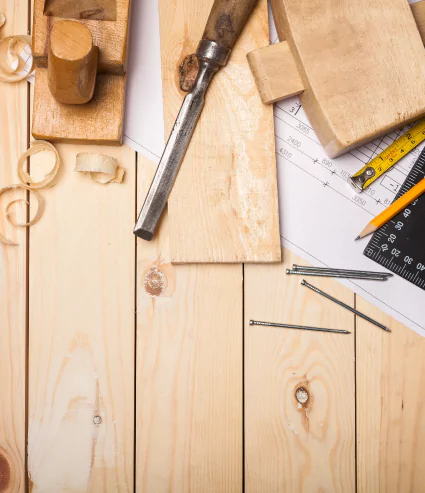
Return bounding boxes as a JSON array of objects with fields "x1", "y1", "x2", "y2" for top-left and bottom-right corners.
[
  {"x1": 248, "y1": 0, "x2": 425, "y2": 157},
  {"x1": 31, "y1": 0, "x2": 130, "y2": 145}
]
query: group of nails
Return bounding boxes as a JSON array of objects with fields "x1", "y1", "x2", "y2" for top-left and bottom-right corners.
[{"x1": 250, "y1": 264, "x2": 392, "y2": 334}]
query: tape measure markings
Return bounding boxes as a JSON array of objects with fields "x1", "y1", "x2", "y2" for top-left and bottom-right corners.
[
  {"x1": 364, "y1": 148, "x2": 425, "y2": 291},
  {"x1": 350, "y1": 119, "x2": 425, "y2": 191}
]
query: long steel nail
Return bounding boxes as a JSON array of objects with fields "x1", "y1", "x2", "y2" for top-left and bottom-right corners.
[
  {"x1": 301, "y1": 280, "x2": 391, "y2": 332},
  {"x1": 249, "y1": 319, "x2": 350, "y2": 334},
  {"x1": 292, "y1": 264, "x2": 392, "y2": 277},
  {"x1": 286, "y1": 269, "x2": 388, "y2": 281}
]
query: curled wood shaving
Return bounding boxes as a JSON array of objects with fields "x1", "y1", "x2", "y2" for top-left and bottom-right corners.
[
  {"x1": 75, "y1": 153, "x2": 125, "y2": 184},
  {"x1": 0, "y1": 13, "x2": 5, "y2": 29},
  {"x1": 0, "y1": 185, "x2": 45, "y2": 245},
  {"x1": 0, "y1": 34, "x2": 33, "y2": 82},
  {"x1": 18, "y1": 140, "x2": 61, "y2": 189}
]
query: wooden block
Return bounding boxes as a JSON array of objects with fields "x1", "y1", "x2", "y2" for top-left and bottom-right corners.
[
  {"x1": 32, "y1": 68, "x2": 125, "y2": 145},
  {"x1": 33, "y1": 0, "x2": 130, "y2": 74},
  {"x1": 247, "y1": 41, "x2": 304, "y2": 104},
  {"x1": 28, "y1": 143, "x2": 136, "y2": 491},
  {"x1": 270, "y1": 0, "x2": 425, "y2": 157},
  {"x1": 245, "y1": 250, "x2": 355, "y2": 492},
  {"x1": 48, "y1": 21, "x2": 99, "y2": 104},
  {"x1": 160, "y1": 0, "x2": 281, "y2": 263},
  {"x1": 356, "y1": 297, "x2": 425, "y2": 492},
  {"x1": 136, "y1": 156, "x2": 243, "y2": 492},
  {"x1": 44, "y1": 0, "x2": 117, "y2": 21},
  {"x1": 411, "y1": 0, "x2": 425, "y2": 45},
  {"x1": 0, "y1": 0, "x2": 28, "y2": 490}
]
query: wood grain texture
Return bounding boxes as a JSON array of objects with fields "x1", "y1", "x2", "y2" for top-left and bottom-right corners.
[
  {"x1": 32, "y1": 68, "x2": 125, "y2": 145},
  {"x1": 245, "y1": 249, "x2": 355, "y2": 493},
  {"x1": 247, "y1": 41, "x2": 304, "y2": 104},
  {"x1": 356, "y1": 297, "x2": 425, "y2": 493},
  {"x1": 270, "y1": 0, "x2": 425, "y2": 157},
  {"x1": 27, "y1": 143, "x2": 135, "y2": 492},
  {"x1": 48, "y1": 21, "x2": 98, "y2": 104},
  {"x1": 411, "y1": 0, "x2": 425, "y2": 45},
  {"x1": 0, "y1": 0, "x2": 28, "y2": 491},
  {"x1": 44, "y1": 0, "x2": 117, "y2": 21},
  {"x1": 160, "y1": 0, "x2": 281, "y2": 263},
  {"x1": 136, "y1": 156, "x2": 243, "y2": 492},
  {"x1": 33, "y1": 0, "x2": 130, "y2": 74}
]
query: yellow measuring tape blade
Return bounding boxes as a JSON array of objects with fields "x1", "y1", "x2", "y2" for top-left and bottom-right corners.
[{"x1": 349, "y1": 119, "x2": 425, "y2": 191}]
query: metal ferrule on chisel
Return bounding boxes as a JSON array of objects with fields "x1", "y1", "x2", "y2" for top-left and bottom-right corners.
[{"x1": 133, "y1": 40, "x2": 231, "y2": 241}]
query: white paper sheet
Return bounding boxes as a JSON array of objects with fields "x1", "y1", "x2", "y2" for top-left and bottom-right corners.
[{"x1": 124, "y1": 0, "x2": 164, "y2": 162}]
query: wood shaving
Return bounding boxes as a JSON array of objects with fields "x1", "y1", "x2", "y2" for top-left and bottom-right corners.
[
  {"x1": 0, "y1": 185, "x2": 45, "y2": 245},
  {"x1": 0, "y1": 34, "x2": 33, "y2": 82},
  {"x1": 0, "y1": 13, "x2": 5, "y2": 29},
  {"x1": 75, "y1": 153, "x2": 125, "y2": 184},
  {"x1": 18, "y1": 140, "x2": 61, "y2": 189}
]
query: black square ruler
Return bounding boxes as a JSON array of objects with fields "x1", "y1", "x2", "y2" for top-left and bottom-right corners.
[{"x1": 363, "y1": 148, "x2": 425, "y2": 290}]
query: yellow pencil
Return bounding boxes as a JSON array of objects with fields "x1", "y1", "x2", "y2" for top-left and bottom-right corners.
[{"x1": 356, "y1": 177, "x2": 425, "y2": 240}]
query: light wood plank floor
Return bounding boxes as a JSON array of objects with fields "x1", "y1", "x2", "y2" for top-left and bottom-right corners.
[{"x1": 2, "y1": 1, "x2": 425, "y2": 490}]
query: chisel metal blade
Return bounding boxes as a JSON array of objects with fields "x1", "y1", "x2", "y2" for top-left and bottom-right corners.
[{"x1": 133, "y1": 59, "x2": 216, "y2": 240}]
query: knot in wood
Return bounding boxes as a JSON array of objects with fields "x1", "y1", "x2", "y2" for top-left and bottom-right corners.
[
  {"x1": 295, "y1": 387, "x2": 309, "y2": 405},
  {"x1": 179, "y1": 54, "x2": 199, "y2": 92},
  {"x1": 0, "y1": 452, "x2": 11, "y2": 491},
  {"x1": 144, "y1": 266, "x2": 166, "y2": 296}
]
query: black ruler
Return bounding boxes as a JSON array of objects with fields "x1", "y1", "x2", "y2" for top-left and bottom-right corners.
[{"x1": 363, "y1": 148, "x2": 425, "y2": 290}]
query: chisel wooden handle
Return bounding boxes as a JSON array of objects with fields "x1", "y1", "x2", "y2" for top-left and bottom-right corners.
[{"x1": 202, "y1": 0, "x2": 258, "y2": 48}]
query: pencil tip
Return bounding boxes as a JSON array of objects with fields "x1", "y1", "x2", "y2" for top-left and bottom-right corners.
[{"x1": 355, "y1": 235, "x2": 360, "y2": 241}]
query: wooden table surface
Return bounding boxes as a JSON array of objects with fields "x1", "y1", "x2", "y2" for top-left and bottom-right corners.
[{"x1": 2, "y1": 0, "x2": 425, "y2": 492}]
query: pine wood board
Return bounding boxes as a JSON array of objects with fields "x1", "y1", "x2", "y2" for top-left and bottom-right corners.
[
  {"x1": 244, "y1": 249, "x2": 355, "y2": 492},
  {"x1": 27, "y1": 143, "x2": 136, "y2": 492},
  {"x1": 135, "y1": 155, "x2": 243, "y2": 492},
  {"x1": 158, "y1": 0, "x2": 281, "y2": 263},
  {"x1": 0, "y1": 0, "x2": 29, "y2": 491},
  {"x1": 356, "y1": 296, "x2": 425, "y2": 492}
]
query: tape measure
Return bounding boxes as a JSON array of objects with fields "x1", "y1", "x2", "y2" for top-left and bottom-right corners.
[
  {"x1": 363, "y1": 147, "x2": 425, "y2": 290},
  {"x1": 350, "y1": 119, "x2": 425, "y2": 191}
]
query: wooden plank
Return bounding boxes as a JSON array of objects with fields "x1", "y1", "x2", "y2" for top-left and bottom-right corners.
[
  {"x1": 135, "y1": 155, "x2": 242, "y2": 492},
  {"x1": 356, "y1": 297, "x2": 425, "y2": 492},
  {"x1": 0, "y1": 0, "x2": 29, "y2": 491},
  {"x1": 245, "y1": 249, "x2": 355, "y2": 492},
  {"x1": 247, "y1": 41, "x2": 304, "y2": 104},
  {"x1": 159, "y1": 0, "x2": 281, "y2": 263},
  {"x1": 27, "y1": 144, "x2": 135, "y2": 492},
  {"x1": 270, "y1": 0, "x2": 425, "y2": 157}
]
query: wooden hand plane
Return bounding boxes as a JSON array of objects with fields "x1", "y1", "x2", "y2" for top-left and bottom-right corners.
[
  {"x1": 31, "y1": 0, "x2": 130, "y2": 145},
  {"x1": 247, "y1": 0, "x2": 425, "y2": 157}
]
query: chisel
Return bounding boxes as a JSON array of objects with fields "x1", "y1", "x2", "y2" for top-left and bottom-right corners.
[{"x1": 134, "y1": 0, "x2": 258, "y2": 241}]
